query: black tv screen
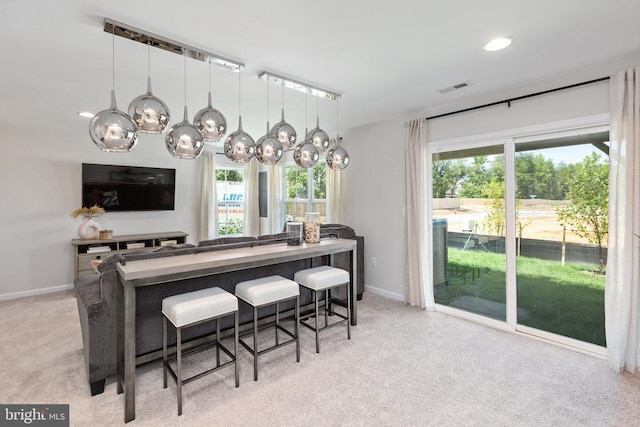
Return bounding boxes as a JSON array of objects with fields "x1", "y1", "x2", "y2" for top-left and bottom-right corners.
[{"x1": 82, "y1": 163, "x2": 175, "y2": 211}]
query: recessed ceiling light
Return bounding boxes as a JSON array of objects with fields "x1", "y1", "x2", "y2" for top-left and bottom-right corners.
[
  {"x1": 78, "y1": 112, "x2": 95, "y2": 118},
  {"x1": 483, "y1": 37, "x2": 513, "y2": 52}
]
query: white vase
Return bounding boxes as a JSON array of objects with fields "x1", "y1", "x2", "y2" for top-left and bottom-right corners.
[{"x1": 78, "y1": 218, "x2": 101, "y2": 240}]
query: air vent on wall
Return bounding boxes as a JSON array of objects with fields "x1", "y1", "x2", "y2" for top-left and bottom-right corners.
[{"x1": 438, "y1": 81, "x2": 471, "y2": 94}]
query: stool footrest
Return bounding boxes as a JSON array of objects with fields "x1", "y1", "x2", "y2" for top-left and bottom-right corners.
[
  {"x1": 164, "y1": 339, "x2": 233, "y2": 360},
  {"x1": 164, "y1": 357, "x2": 236, "y2": 386},
  {"x1": 301, "y1": 310, "x2": 348, "y2": 333},
  {"x1": 239, "y1": 323, "x2": 297, "y2": 357}
]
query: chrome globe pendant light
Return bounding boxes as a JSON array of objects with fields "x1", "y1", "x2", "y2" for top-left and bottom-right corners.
[
  {"x1": 224, "y1": 71, "x2": 255, "y2": 162},
  {"x1": 165, "y1": 56, "x2": 204, "y2": 159},
  {"x1": 193, "y1": 61, "x2": 227, "y2": 142},
  {"x1": 270, "y1": 82, "x2": 297, "y2": 150},
  {"x1": 89, "y1": 27, "x2": 138, "y2": 152},
  {"x1": 308, "y1": 92, "x2": 330, "y2": 153},
  {"x1": 326, "y1": 98, "x2": 349, "y2": 170},
  {"x1": 293, "y1": 92, "x2": 319, "y2": 168},
  {"x1": 128, "y1": 42, "x2": 170, "y2": 134},
  {"x1": 255, "y1": 80, "x2": 283, "y2": 165}
]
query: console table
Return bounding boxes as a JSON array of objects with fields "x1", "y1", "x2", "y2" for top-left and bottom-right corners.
[
  {"x1": 116, "y1": 238, "x2": 357, "y2": 422},
  {"x1": 71, "y1": 231, "x2": 188, "y2": 279}
]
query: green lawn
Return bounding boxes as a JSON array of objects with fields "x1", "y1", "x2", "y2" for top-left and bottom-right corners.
[{"x1": 435, "y1": 248, "x2": 606, "y2": 346}]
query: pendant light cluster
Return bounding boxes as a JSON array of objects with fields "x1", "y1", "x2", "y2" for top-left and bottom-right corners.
[
  {"x1": 90, "y1": 19, "x2": 348, "y2": 169},
  {"x1": 258, "y1": 71, "x2": 349, "y2": 170},
  {"x1": 90, "y1": 19, "x2": 242, "y2": 160}
]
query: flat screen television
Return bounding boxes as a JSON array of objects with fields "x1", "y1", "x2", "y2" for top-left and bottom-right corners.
[{"x1": 82, "y1": 163, "x2": 176, "y2": 211}]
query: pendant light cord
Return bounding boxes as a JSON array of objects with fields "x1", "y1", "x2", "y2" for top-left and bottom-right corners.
[
  {"x1": 336, "y1": 98, "x2": 340, "y2": 145},
  {"x1": 267, "y1": 79, "x2": 270, "y2": 123},
  {"x1": 111, "y1": 27, "x2": 115, "y2": 92},
  {"x1": 305, "y1": 91, "x2": 308, "y2": 129},
  {"x1": 238, "y1": 71, "x2": 242, "y2": 115},
  {"x1": 183, "y1": 55, "x2": 187, "y2": 106},
  {"x1": 147, "y1": 43, "x2": 151, "y2": 79},
  {"x1": 208, "y1": 61, "x2": 212, "y2": 93}
]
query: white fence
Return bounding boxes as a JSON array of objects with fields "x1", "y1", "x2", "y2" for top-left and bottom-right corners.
[{"x1": 433, "y1": 198, "x2": 569, "y2": 209}]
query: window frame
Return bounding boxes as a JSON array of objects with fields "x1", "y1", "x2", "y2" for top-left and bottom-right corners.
[
  {"x1": 216, "y1": 166, "x2": 246, "y2": 237},
  {"x1": 281, "y1": 160, "x2": 327, "y2": 223}
]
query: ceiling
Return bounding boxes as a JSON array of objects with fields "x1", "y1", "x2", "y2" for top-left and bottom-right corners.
[{"x1": 2, "y1": 0, "x2": 640, "y2": 145}]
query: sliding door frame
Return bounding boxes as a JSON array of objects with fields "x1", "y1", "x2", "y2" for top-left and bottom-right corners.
[{"x1": 426, "y1": 113, "x2": 610, "y2": 358}]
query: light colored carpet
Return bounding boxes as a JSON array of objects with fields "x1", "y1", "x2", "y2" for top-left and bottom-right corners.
[{"x1": 1, "y1": 290, "x2": 639, "y2": 426}]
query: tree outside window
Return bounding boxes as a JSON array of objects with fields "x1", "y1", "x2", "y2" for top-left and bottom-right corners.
[{"x1": 283, "y1": 163, "x2": 326, "y2": 223}]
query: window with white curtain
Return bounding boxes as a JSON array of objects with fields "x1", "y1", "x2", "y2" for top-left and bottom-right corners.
[
  {"x1": 217, "y1": 168, "x2": 245, "y2": 236},
  {"x1": 282, "y1": 162, "x2": 327, "y2": 223}
]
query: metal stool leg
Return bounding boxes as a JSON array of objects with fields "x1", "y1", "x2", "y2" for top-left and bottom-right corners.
[
  {"x1": 176, "y1": 327, "x2": 182, "y2": 416},
  {"x1": 275, "y1": 302, "x2": 280, "y2": 346},
  {"x1": 163, "y1": 316, "x2": 168, "y2": 389},
  {"x1": 295, "y1": 296, "x2": 300, "y2": 362},
  {"x1": 314, "y1": 291, "x2": 320, "y2": 353},
  {"x1": 346, "y1": 283, "x2": 351, "y2": 340},
  {"x1": 234, "y1": 311, "x2": 239, "y2": 388},
  {"x1": 215, "y1": 318, "x2": 220, "y2": 367},
  {"x1": 324, "y1": 289, "x2": 329, "y2": 326},
  {"x1": 253, "y1": 306, "x2": 259, "y2": 381}
]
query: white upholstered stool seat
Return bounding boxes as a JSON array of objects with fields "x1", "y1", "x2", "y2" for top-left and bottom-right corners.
[
  {"x1": 294, "y1": 265, "x2": 351, "y2": 353},
  {"x1": 294, "y1": 265, "x2": 350, "y2": 291},
  {"x1": 163, "y1": 287, "x2": 238, "y2": 327},
  {"x1": 162, "y1": 287, "x2": 239, "y2": 416},
  {"x1": 235, "y1": 275, "x2": 300, "y2": 381},
  {"x1": 235, "y1": 275, "x2": 300, "y2": 306}
]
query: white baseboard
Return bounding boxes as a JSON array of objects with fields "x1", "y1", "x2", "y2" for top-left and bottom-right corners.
[
  {"x1": 364, "y1": 284, "x2": 404, "y2": 301},
  {"x1": 0, "y1": 284, "x2": 74, "y2": 301}
]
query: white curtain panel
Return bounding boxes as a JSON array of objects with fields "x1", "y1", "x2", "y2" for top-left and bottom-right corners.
[
  {"x1": 267, "y1": 164, "x2": 282, "y2": 234},
  {"x1": 244, "y1": 159, "x2": 260, "y2": 236},
  {"x1": 606, "y1": 68, "x2": 640, "y2": 373},
  {"x1": 198, "y1": 151, "x2": 218, "y2": 241},
  {"x1": 405, "y1": 119, "x2": 433, "y2": 309},
  {"x1": 326, "y1": 138, "x2": 342, "y2": 224}
]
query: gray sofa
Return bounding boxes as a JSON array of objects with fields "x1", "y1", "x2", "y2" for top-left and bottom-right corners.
[{"x1": 74, "y1": 225, "x2": 364, "y2": 396}]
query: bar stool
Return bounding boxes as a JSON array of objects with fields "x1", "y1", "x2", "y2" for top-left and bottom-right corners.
[
  {"x1": 294, "y1": 265, "x2": 351, "y2": 353},
  {"x1": 235, "y1": 275, "x2": 300, "y2": 381},
  {"x1": 162, "y1": 287, "x2": 239, "y2": 416}
]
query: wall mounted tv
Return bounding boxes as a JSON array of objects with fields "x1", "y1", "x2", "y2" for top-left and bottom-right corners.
[{"x1": 82, "y1": 163, "x2": 175, "y2": 211}]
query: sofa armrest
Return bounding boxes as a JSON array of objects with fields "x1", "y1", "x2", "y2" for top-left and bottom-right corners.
[{"x1": 75, "y1": 275, "x2": 103, "y2": 314}]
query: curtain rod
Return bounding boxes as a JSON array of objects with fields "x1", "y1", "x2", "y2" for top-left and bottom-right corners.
[{"x1": 425, "y1": 76, "x2": 610, "y2": 121}]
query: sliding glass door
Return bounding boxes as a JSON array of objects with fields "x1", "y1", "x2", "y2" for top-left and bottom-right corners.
[
  {"x1": 430, "y1": 127, "x2": 608, "y2": 350},
  {"x1": 513, "y1": 134, "x2": 608, "y2": 346},
  {"x1": 432, "y1": 143, "x2": 506, "y2": 321}
]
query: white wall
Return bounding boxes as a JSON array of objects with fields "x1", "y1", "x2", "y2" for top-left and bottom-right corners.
[
  {"x1": 341, "y1": 120, "x2": 407, "y2": 300},
  {"x1": 0, "y1": 122, "x2": 201, "y2": 298}
]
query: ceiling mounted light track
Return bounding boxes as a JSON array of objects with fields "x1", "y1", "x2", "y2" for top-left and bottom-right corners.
[
  {"x1": 103, "y1": 18, "x2": 244, "y2": 72},
  {"x1": 258, "y1": 71, "x2": 341, "y2": 100}
]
